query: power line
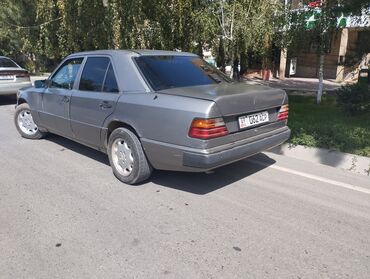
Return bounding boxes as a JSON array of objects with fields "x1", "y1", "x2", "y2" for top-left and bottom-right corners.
[{"x1": 1, "y1": 17, "x2": 62, "y2": 30}]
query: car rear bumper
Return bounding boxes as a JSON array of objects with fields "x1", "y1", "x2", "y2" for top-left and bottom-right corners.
[
  {"x1": 141, "y1": 127, "x2": 291, "y2": 172},
  {"x1": 0, "y1": 81, "x2": 31, "y2": 95},
  {"x1": 183, "y1": 128, "x2": 290, "y2": 169}
]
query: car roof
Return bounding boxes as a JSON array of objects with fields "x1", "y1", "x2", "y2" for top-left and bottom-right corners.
[
  {"x1": 132, "y1": 49, "x2": 197, "y2": 56},
  {"x1": 68, "y1": 49, "x2": 197, "y2": 58}
]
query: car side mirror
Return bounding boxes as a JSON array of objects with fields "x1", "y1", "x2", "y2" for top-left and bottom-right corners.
[{"x1": 34, "y1": 79, "x2": 47, "y2": 88}]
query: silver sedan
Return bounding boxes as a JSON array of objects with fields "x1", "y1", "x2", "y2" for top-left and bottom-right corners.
[
  {"x1": 0, "y1": 56, "x2": 31, "y2": 96},
  {"x1": 15, "y1": 50, "x2": 290, "y2": 184}
]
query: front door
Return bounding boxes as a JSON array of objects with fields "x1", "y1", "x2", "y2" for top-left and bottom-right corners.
[
  {"x1": 70, "y1": 57, "x2": 120, "y2": 147},
  {"x1": 39, "y1": 57, "x2": 84, "y2": 137}
]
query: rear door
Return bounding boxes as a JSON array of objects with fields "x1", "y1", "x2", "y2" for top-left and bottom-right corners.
[
  {"x1": 39, "y1": 57, "x2": 84, "y2": 137},
  {"x1": 70, "y1": 56, "x2": 120, "y2": 147}
]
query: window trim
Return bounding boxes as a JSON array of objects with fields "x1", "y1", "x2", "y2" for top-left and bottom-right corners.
[
  {"x1": 76, "y1": 55, "x2": 120, "y2": 94},
  {"x1": 101, "y1": 62, "x2": 111, "y2": 92},
  {"x1": 101, "y1": 62, "x2": 119, "y2": 93},
  {"x1": 131, "y1": 56, "x2": 155, "y2": 92},
  {"x1": 48, "y1": 56, "x2": 86, "y2": 90}
]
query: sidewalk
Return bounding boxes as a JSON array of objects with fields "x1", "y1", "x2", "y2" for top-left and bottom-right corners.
[
  {"x1": 269, "y1": 144, "x2": 370, "y2": 177},
  {"x1": 246, "y1": 77, "x2": 343, "y2": 92}
]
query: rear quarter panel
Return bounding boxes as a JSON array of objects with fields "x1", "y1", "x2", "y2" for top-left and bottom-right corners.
[{"x1": 103, "y1": 92, "x2": 220, "y2": 149}]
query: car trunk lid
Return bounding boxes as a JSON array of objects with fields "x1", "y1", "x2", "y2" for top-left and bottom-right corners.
[
  {"x1": 158, "y1": 83, "x2": 288, "y2": 147},
  {"x1": 157, "y1": 82, "x2": 286, "y2": 116},
  {"x1": 0, "y1": 68, "x2": 30, "y2": 83}
]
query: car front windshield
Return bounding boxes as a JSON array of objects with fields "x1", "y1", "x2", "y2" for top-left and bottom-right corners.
[
  {"x1": 0, "y1": 58, "x2": 19, "y2": 68},
  {"x1": 134, "y1": 55, "x2": 232, "y2": 91}
]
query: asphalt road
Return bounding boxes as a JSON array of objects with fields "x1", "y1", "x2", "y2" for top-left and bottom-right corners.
[{"x1": 1, "y1": 95, "x2": 370, "y2": 279}]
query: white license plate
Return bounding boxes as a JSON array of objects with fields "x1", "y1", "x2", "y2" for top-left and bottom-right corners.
[
  {"x1": 0, "y1": 75, "x2": 15, "y2": 80},
  {"x1": 238, "y1": 111, "x2": 269, "y2": 129}
]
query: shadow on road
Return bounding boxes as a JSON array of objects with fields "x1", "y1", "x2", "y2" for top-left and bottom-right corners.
[
  {"x1": 46, "y1": 134, "x2": 276, "y2": 195},
  {"x1": 152, "y1": 153, "x2": 275, "y2": 195},
  {"x1": 0, "y1": 95, "x2": 17, "y2": 106},
  {"x1": 270, "y1": 143, "x2": 347, "y2": 168},
  {"x1": 46, "y1": 134, "x2": 110, "y2": 166}
]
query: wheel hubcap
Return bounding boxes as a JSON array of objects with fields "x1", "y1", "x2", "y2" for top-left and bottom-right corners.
[
  {"x1": 111, "y1": 138, "x2": 134, "y2": 177},
  {"x1": 17, "y1": 110, "x2": 38, "y2": 135}
]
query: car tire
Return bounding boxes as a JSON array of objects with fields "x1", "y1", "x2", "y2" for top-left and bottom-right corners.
[
  {"x1": 108, "y1": 127, "x2": 152, "y2": 185},
  {"x1": 14, "y1": 103, "x2": 46, "y2": 139}
]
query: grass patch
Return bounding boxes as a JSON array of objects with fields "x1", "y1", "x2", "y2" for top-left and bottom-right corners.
[{"x1": 288, "y1": 95, "x2": 370, "y2": 157}]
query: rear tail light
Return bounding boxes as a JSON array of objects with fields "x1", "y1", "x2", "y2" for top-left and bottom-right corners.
[
  {"x1": 277, "y1": 104, "x2": 289, "y2": 121},
  {"x1": 189, "y1": 118, "x2": 229, "y2": 139}
]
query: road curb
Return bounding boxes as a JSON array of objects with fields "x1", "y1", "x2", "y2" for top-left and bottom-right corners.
[{"x1": 268, "y1": 144, "x2": 370, "y2": 177}]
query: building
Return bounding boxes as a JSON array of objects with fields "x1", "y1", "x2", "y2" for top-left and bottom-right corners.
[
  {"x1": 280, "y1": 0, "x2": 370, "y2": 82},
  {"x1": 293, "y1": 28, "x2": 370, "y2": 81}
]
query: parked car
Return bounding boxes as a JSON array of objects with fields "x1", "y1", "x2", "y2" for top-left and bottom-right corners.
[
  {"x1": 0, "y1": 56, "x2": 31, "y2": 96},
  {"x1": 14, "y1": 50, "x2": 290, "y2": 184}
]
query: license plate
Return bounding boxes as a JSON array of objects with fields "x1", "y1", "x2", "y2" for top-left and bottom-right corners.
[
  {"x1": 238, "y1": 111, "x2": 269, "y2": 129},
  {"x1": 0, "y1": 75, "x2": 15, "y2": 80}
]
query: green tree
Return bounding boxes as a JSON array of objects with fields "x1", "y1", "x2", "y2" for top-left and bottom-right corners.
[
  {"x1": 0, "y1": 0, "x2": 37, "y2": 57},
  {"x1": 35, "y1": 0, "x2": 62, "y2": 60},
  {"x1": 210, "y1": 0, "x2": 283, "y2": 77}
]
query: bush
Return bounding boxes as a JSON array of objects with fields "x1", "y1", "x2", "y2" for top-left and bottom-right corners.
[
  {"x1": 24, "y1": 59, "x2": 36, "y2": 74},
  {"x1": 288, "y1": 95, "x2": 370, "y2": 157},
  {"x1": 336, "y1": 83, "x2": 370, "y2": 115}
]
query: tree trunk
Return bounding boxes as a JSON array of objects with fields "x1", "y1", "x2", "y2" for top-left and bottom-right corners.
[
  {"x1": 240, "y1": 51, "x2": 247, "y2": 77},
  {"x1": 217, "y1": 38, "x2": 226, "y2": 72},
  {"x1": 197, "y1": 40, "x2": 203, "y2": 58},
  {"x1": 229, "y1": 51, "x2": 234, "y2": 79},
  {"x1": 233, "y1": 55, "x2": 240, "y2": 80},
  {"x1": 317, "y1": 53, "x2": 324, "y2": 104},
  {"x1": 279, "y1": 48, "x2": 287, "y2": 80}
]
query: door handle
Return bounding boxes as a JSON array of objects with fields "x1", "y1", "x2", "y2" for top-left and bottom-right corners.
[
  {"x1": 62, "y1": 96, "x2": 70, "y2": 103},
  {"x1": 99, "y1": 101, "x2": 112, "y2": 109}
]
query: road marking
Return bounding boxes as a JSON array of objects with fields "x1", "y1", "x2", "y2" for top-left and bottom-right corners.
[{"x1": 249, "y1": 159, "x2": 370, "y2": 195}]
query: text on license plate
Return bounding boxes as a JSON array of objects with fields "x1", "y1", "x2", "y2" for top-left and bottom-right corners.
[{"x1": 238, "y1": 111, "x2": 269, "y2": 129}]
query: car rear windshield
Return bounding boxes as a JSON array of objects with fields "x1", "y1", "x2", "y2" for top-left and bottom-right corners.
[
  {"x1": 134, "y1": 55, "x2": 232, "y2": 91},
  {"x1": 0, "y1": 58, "x2": 19, "y2": 68}
]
